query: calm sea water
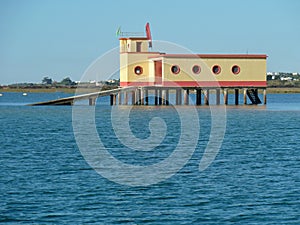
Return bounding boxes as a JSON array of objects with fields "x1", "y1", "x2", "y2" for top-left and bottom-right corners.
[{"x1": 0, "y1": 92, "x2": 299, "y2": 224}]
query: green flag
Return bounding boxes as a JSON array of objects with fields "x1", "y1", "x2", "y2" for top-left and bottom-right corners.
[{"x1": 116, "y1": 26, "x2": 121, "y2": 37}]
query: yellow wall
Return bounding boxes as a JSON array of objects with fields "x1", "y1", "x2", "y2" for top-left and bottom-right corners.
[
  {"x1": 119, "y1": 38, "x2": 266, "y2": 86},
  {"x1": 119, "y1": 39, "x2": 149, "y2": 53},
  {"x1": 120, "y1": 53, "x2": 157, "y2": 83},
  {"x1": 163, "y1": 57, "x2": 266, "y2": 82}
]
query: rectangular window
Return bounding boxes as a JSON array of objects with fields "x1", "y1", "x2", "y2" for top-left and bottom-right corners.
[{"x1": 136, "y1": 42, "x2": 142, "y2": 52}]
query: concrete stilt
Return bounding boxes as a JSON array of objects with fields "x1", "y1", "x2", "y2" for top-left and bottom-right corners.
[
  {"x1": 110, "y1": 94, "x2": 114, "y2": 106},
  {"x1": 224, "y1": 89, "x2": 228, "y2": 105},
  {"x1": 263, "y1": 89, "x2": 267, "y2": 105},
  {"x1": 118, "y1": 92, "x2": 122, "y2": 105},
  {"x1": 255, "y1": 88, "x2": 258, "y2": 97},
  {"x1": 216, "y1": 89, "x2": 220, "y2": 105},
  {"x1": 184, "y1": 89, "x2": 189, "y2": 105},
  {"x1": 113, "y1": 94, "x2": 117, "y2": 105},
  {"x1": 165, "y1": 89, "x2": 169, "y2": 105},
  {"x1": 145, "y1": 89, "x2": 149, "y2": 105},
  {"x1": 89, "y1": 97, "x2": 96, "y2": 106},
  {"x1": 135, "y1": 89, "x2": 140, "y2": 105},
  {"x1": 196, "y1": 88, "x2": 201, "y2": 105},
  {"x1": 176, "y1": 88, "x2": 182, "y2": 105},
  {"x1": 235, "y1": 89, "x2": 239, "y2": 105},
  {"x1": 155, "y1": 89, "x2": 158, "y2": 105},
  {"x1": 158, "y1": 89, "x2": 162, "y2": 105},
  {"x1": 124, "y1": 92, "x2": 128, "y2": 105},
  {"x1": 243, "y1": 88, "x2": 247, "y2": 105},
  {"x1": 162, "y1": 89, "x2": 166, "y2": 105},
  {"x1": 204, "y1": 89, "x2": 209, "y2": 105},
  {"x1": 140, "y1": 88, "x2": 144, "y2": 105},
  {"x1": 131, "y1": 91, "x2": 136, "y2": 105}
]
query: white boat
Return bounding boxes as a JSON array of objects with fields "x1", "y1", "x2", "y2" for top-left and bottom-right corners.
[{"x1": 23, "y1": 93, "x2": 28, "y2": 96}]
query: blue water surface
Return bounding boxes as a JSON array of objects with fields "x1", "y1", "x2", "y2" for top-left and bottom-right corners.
[{"x1": 0, "y1": 92, "x2": 299, "y2": 224}]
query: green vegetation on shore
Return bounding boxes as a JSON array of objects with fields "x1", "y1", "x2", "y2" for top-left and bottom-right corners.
[
  {"x1": 1, "y1": 77, "x2": 300, "y2": 94},
  {"x1": 1, "y1": 86, "x2": 300, "y2": 94}
]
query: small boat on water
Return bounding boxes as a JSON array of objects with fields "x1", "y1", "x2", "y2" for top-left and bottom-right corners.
[
  {"x1": 0, "y1": 93, "x2": 3, "y2": 96},
  {"x1": 23, "y1": 93, "x2": 27, "y2": 96}
]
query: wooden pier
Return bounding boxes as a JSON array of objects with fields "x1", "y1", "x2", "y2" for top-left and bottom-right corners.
[{"x1": 29, "y1": 86, "x2": 266, "y2": 106}]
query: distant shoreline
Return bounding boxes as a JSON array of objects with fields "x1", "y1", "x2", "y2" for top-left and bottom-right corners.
[{"x1": 1, "y1": 87, "x2": 300, "y2": 94}]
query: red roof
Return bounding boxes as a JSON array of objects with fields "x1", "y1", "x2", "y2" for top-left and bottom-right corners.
[
  {"x1": 119, "y1": 37, "x2": 148, "y2": 40},
  {"x1": 149, "y1": 54, "x2": 267, "y2": 59}
]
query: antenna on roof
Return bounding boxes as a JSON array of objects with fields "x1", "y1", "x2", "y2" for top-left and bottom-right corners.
[
  {"x1": 116, "y1": 26, "x2": 144, "y2": 37},
  {"x1": 145, "y1": 22, "x2": 152, "y2": 48}
]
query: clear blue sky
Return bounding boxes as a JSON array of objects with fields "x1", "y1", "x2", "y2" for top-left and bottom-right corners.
[{"x1": 0, "y1": 0, "x2": 299, "y2": 84}]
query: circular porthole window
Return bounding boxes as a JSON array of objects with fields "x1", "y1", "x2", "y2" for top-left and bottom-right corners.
[
  {"x1": 171, "y1": 65, "x2": 180, "y2": 74},
  {"x1": 134, "y1": 66, "x2": 143, "y2": 75},
  {"x1": 212, "y1": 65, "x2": 221, "y2": 75},
  {"x1": 232, "y1": 65, "x2": 240, "y2": 75},
  {"x1": 192, "y1": 65, "x2": 201, "y2": 74}
]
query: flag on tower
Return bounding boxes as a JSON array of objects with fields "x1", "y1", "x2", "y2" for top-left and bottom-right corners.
[{"x1": 116, "y1": 26, "x2": 121, "y2": 37}]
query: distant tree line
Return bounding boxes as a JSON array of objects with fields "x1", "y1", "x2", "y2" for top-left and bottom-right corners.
[{"x1": 42, "y1": 76, "x2": 76, "y2": 86}]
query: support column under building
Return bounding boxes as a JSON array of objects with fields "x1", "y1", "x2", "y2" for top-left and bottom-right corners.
[
  {"x1": 263, "y1": 89, "x2": 267, "y2": 105},
  {"x1": 154, "y1": 89, "x2": 158, "y2": 105},
  {"x1": 89, "y1": 97, "x2": 96, "y2": 106},
  {"x1": 184, "y1": 89, "x2": 189, "y2": 105},
  {"x1": 140, "y1": 88, "x2": 144, "y2": 105},
  {"x1": 196, "y1": 88, "x2": 201, "y2": 105},
  {"x1": 235, "y1": 89, "x2": 239, "y2": 105},
  {"x1": 145, "y1": 89, "x2": 149, "y2": 105},
  {"x1": 224, "y1": 89, "x2": 228, "y2": 105},
  {"x1": 204, "y1": 89, "x2": 209, "y2": 105},
  {"x1": 162, "y1": 89, "x2": 166, "y2": 105},
  {"x1": 216, "y1": 89, "x2": 220, "y2": 105},
  {"x1": 113, "y1": 94, "x2": 117, "y2": 105},
  {"x1": 131, "y1": 91, "x2": 136, "y2": 105},
  {"x1": 158, "y1": 89, "x2": 162, "y2": 105},
  {"x1": 135, "y1": 89, "x2": 141, "y2": 105},
  {"x1": 124, "y1": 92, "x2": 128, "y2": 105},
  {"x1": 165, "y1": 89, "x2": 169, "y2": 105},
  {"x1": 118, "y1": 92, "x2": 122, "y2": 105},
  {"x1": 176, "y1": 88, "x2": 182, "y2": 105},
  {"x1": 243, "y1": 88, "x2": 247, "y2": 105},
  {"x1": 110, "y1": 94, "x2": 114, "y2": 106}
]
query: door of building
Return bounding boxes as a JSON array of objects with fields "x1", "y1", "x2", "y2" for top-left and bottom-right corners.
[{"x1": 154, "y1": 60, "x2": 162, "y2": 85}]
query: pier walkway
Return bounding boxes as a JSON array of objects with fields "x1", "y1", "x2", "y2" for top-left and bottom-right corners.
[{"x1": 28, "y1": 87, "x2": 137, "y2": 106}]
